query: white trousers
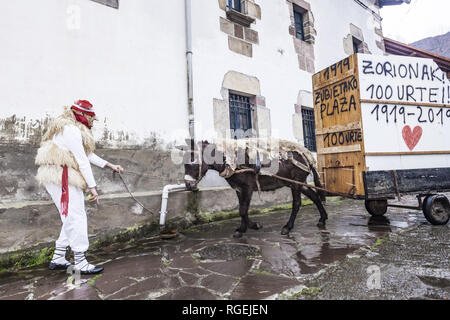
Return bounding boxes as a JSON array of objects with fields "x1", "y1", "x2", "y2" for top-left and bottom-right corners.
[{"x1": 45, "y1": 183, "x2": 89, "y2": 252}]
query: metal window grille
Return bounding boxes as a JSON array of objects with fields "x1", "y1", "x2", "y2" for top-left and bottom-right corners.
[
  {"x1": 293, "y1": 5, "x2": 305, "y2": 41},
  {"x1": 229, "y1": 93, "x2": 253, "y2": 139},
  {"x1": 227, "y1": 0, "x2": 242, "y2": 12},
  {"x1": 301, "y1": 108, "x2": 317, "y2": 152}
]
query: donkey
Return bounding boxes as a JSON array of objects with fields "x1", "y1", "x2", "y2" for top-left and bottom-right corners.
[{"x1": 183, "y1": 140, "x2": 328, "y2": 238}]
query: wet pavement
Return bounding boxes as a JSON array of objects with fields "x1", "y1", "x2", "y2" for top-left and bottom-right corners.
[
  {"x1": 0, "y1": 195, "x2": 448, "y2": 300},
  {"x1": 296, "y1": 222, "x2": 449, "y2": 300}
]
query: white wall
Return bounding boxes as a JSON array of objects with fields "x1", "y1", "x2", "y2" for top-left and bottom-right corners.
[
  {"x1": 191, "y1": 0, "x2": 312, "y2": 142},
  {"x1": 0, "y1": 0, "x2": 386, "y2": 148},
  {"x1": 313, "y1": 0, "x2": 384, "y2": 71},
  {"x1": 191, "y1": 0, "x2": 385, "y2": 143}
]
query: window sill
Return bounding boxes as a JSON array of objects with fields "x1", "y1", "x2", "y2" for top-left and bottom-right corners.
[
  {"x1": 294, "y1": 35, "x2": 315, "y2": 46},
  {"x1": 226, "y1": 9, "x2": 255, "y2": 27}
]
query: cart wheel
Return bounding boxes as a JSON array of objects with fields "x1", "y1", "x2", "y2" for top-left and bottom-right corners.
[
  {"x1": 422, "y1": 195, "x2": 431, "y2": 207},
  {"x1": 365, "y1": 199, "x2": 388, "y2": 216},
  {"x1": 423, "y1": 194, "x2": 450, "y2": 225}
]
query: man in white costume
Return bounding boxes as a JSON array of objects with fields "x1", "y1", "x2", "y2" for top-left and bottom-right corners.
[{"x1": 35, "y1": 100, "x2": 123, "y2": 274}]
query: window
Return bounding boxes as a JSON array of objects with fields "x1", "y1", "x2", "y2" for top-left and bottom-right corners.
[
  {"x1": 301, "y1": 108, "x2": 316, "y2": 152},
  {"x1": 229, "y1": 93, "x2": 253, "y2": 139},
  {"x1": 225, "y1": 0, "x2": 255, "y2": 28},
  {"x1": 293, "y1": 5, "x2": 305, "y2": 41},
  {"x1": 227, "y1": 0, "x2": 242, "y2": 12}
]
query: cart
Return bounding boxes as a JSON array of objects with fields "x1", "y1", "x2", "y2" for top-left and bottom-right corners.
[{"x1": 312, "y1": 53, "x2": 450, "y2": 225}]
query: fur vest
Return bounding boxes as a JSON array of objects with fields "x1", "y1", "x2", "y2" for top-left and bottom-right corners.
[{"x1": 35, "y1": 107, "x2": 96, "y2": 190}]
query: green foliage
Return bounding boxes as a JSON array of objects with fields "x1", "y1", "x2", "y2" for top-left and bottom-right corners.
[
  {"x1": 371, "y1": 236, "x2": 389, "y2": 250},
  {"x1": 292, "y1": 287, "x2": 321, "y2": 297},
  {"x1": 13, "y1": 247, "x2": 55, "y2": 269},
  {"x1": 88, "y1": 274, "x2": 103, "y2": 287},
  {"x1": 252, "y1": 269, "x2": 272, "y2": 276}
]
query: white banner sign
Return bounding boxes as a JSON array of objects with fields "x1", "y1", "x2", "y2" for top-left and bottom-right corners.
[
  {"x1": 357, "y1": 54, "x2": 450, "y2": 170},
  {"x1": 358, "y1": 54, "x2": 450, "y2": 105},
  {"x1": 361, "y1": 102, "x2": 450, "y2": 153}
]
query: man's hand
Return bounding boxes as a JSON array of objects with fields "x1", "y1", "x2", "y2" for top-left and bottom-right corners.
[
  {"x1": 88, "y1": 187, "x2": 99, "y2": 204},
  {"x1": 106, "y1": 163, "x2": 124, "y2": 174}
]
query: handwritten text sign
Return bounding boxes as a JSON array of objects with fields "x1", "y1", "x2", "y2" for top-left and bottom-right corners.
[
  {"x1": 313, "y1": 55, "x2": 361, "y2": 128},
  {"x1": 361, "y1": 102, "x2": 450, "y2": 153},
  {"x1": 322, "y1": 129, "x2": 362, "y2": 148},
  {"x1": 358, "y1": 54, "x2": 450, "y2": 105}
]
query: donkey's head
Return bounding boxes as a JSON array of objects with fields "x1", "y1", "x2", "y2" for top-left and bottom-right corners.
[{"x1": 183, "y1": 140, "x2": 210, "y2": 191}]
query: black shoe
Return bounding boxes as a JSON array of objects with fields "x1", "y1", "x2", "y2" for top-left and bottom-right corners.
[
  {"x1": 79, "y1": 266, "x2": 104, "y2": 275},
  {"x1": 49, "y1": 261, "x2": 71, "y2": 270}
]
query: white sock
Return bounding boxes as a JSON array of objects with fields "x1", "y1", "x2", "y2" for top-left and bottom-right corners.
[
  {"x1": 74, "y1": 252, "x2": 96, "y2": 272},
  {"x1": 51, "y1": 246, "x2": 70, "y2": 265}
]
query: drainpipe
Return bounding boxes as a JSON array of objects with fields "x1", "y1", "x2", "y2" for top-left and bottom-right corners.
[
  {"x1": 158, "y1": 0, "x2": 195, "y2": 233},
  {"x1": 185, "y1": 0, "x2": 195, "y2": 146},
  {"x1": 159, "y1": 184, "x2": 187, "y2": 230}
]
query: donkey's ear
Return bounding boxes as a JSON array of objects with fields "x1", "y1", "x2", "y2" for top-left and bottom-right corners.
[{"x1": 174, "y1": 145, "x2": 186, "y2": 151}]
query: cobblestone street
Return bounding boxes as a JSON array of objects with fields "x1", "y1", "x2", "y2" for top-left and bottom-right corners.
[{"x1": 0, "y1": 196, "x2": 448, "y2": 300}]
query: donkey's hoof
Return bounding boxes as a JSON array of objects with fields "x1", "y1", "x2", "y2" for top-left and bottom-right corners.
[
  {"x1": 281, "y1": 227, "x2": 290, "y2": 235},
  {"x1": 250, "y1": 222, "x2": 263, "y2": 230},
  {"x1": 317, "y1": 221, "x2": 326, "y2": 228},
  {"x1": 233, "y1": 231, "x2": 243, "y2": 238}
]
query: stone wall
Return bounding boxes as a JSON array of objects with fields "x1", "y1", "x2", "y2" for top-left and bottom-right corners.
[
  {"x1": 219, "y1": 0, "x2": 261, "y2": 57},
  {"x1": 0, "y1": 143, "x2": 179, "y2": 252},
  {"x1": 213, "y1": 71, "x2": 271, "y2": 139},
  {"x1": 286, "y1": 0, "x2": 316, "y2": 73},
  {"x1": 0, "y1": 141, "x2": 294, "y2": 256},
  {"x1": 0, "y1": 0, "x2": 390, "y2": 259}
]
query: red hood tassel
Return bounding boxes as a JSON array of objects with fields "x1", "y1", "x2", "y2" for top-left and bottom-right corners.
[{"x1": 61, "y1": 165, "x2": 69, "y2": 216}]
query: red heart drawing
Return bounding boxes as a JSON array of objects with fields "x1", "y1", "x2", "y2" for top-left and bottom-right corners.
[{"x1": 402, "y1": 125, "x2": 422, "y2": 151}]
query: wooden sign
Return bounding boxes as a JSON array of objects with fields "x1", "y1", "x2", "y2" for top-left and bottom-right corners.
[
  {"x1": 313, "y1": 54, "x2": 366, "y2": 196},
  {"x1": 313, "y1": 53, "x2": 450, "y2": 197}
]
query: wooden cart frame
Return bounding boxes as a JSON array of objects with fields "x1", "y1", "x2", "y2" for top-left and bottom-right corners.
[{"x1": 312, "y1": 54, "x2": 450, "y2": 225}]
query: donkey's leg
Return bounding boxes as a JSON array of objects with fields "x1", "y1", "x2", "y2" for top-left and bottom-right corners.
[
  {"x1": 248, "y1": 219, "x2": 262, "y2": 231},
  {"x1": 248, "y1": 219, "x2": 263, "y2": 230},
  {"x1": 281, "y1": 187, "x2": 302, "y2": 235},
  {"x1": 301, "y1": 187, "x2": 328, "y2": 227},
  {"x1": 234, "y1": 187, "x2": 253, "y2": 238}
]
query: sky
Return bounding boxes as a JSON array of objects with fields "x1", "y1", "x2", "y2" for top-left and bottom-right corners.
[{"x1": 380, "y1": 0, "x2": 450, "y2": 44}]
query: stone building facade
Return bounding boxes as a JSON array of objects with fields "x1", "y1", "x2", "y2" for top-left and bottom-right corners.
[{"x1": 0, "y1": 0, "x2": 404, "y2": 254}]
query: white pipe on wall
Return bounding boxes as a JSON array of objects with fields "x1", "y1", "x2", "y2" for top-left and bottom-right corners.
[
  {"x1": 159, "y1": 184, "x2": 187, "y2": 229},
  {"x1": 158, "y1": 2, "x2": 193, "y2": 231},
  {"x1": 185, "y1": 0, "x2": 195, "y2": 143}
]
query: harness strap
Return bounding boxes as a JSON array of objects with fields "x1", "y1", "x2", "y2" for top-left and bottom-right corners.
[
  {"x1": 255, "y1": 173, "x2": 262, "y2": 199},
  {"x1": 219, "y1": 167, "x2": 255, "y2": 178},
  {"x1": 219, "y1": 165, "x2": 359, "y2": 200},
  {"x1": 115, "y1": 172, "x2": 157, "y2": 215},
  {"x1": 196, "y1": 141, "x2": 205, "y2": 183}
]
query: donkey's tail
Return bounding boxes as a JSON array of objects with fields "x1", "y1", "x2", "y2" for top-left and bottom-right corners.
[{"x1": 311, "y1": 165, "x2": 326, "y2": 202}]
